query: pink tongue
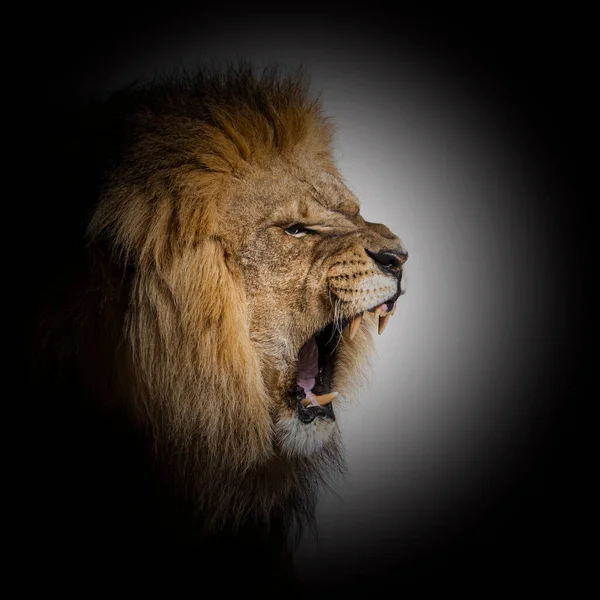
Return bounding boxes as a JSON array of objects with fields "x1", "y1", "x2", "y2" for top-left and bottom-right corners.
[
  {"x1": 368, "y1": 302, "x2": 389, "y2": 314},
  {"x1": 297, "y1": 337, "x2": 319, "y2": 394}
]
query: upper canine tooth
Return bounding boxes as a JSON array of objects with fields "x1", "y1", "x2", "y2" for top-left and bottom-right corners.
[
  {"x1": 348, "y1": 313, "x2": 363, "y2": 340},
  {"x1": 378, "y1": 313, "x2": 391, "y2": 335}
]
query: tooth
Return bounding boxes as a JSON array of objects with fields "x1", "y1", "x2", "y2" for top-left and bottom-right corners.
[
  {"x1": 390, "y1": 302, "x2": 397, "y2": 316},
  {"x1": 314, "y1": 392, "x2": 338, "y2": 405},
  {"x1": 348, "y1": 313, "x2": 363, "y2": 340},
  {"x1": 301, "y1": 391, "x2": 339, "y2": 407},
  {"x1": 374, "y1": 307, "x2": 381, "y2": 317},
  {"x1": 378, "y1": 313, "x2": 391, "y2": 335}
]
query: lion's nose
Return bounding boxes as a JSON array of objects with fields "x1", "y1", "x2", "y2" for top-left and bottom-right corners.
[{"x1": 365, "y1": 248, "x2": 408, "y2": 272}]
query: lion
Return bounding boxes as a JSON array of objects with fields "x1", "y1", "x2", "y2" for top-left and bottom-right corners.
[{"x1": 29, "y1": 65, "x2": 407, "y2": 573}]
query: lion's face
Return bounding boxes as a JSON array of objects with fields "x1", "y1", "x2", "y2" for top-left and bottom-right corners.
[{"x1": 221, "y1": 160, "x2": 407, "y2": 457}]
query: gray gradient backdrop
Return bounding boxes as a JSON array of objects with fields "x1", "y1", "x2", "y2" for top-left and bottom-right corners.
[{"x1": 40, "y1": 6, "x2": 583, "y2": 586}]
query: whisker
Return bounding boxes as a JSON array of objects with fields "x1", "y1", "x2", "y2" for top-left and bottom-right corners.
[
  {"x1": 328, "y1": 297, "x2": 339, "y2": 345},
  {"x1": 328, "y1": 296, "x2": 345, "y2": 351}
]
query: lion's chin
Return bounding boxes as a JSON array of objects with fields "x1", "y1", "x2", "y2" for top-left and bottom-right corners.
[{"x1": 275, "y1": 412, "x2": 339, "y2": 458}]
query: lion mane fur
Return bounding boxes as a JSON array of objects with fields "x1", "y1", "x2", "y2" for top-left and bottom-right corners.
[{"x1": 90, "y1": 66, "x2": 355, "y2": 530}]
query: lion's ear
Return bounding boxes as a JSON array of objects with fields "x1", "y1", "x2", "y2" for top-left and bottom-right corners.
[{"x1": 127, "y1": 236, "x2": 274, "y2": 472}]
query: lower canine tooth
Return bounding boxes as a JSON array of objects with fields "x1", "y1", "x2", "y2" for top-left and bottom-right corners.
[
  {"x1": 301, "y1": 391, "x2": 339, "y2": 407},
  {"x1": 348, "y1": 314, "x2": 363, "y2": 340},
  {"x1": 378, "y1": 313, "x2": 391, "y2": 335},
  {"x1": 314, "y1": 392, "x2": 339, "y2": 405}
]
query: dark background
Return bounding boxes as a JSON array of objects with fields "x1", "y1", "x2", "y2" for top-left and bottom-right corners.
[{"x1": 20, "y1": 4, "x2": 588, "y2": 594}]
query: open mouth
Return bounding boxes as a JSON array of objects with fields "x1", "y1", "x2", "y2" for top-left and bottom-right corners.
[{"x1": 292, "y1": 295, "x2": 400, "y2": 424}]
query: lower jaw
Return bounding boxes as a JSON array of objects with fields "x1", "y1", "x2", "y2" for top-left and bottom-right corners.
[
  {"x1": 297, "y1": 399, "x2": 335, "y2": 424},
  {"x1": 274, "y1": 404, "x2": 341, "y2": 460},
  {"x1": 292, "y1": 384, "x2": 336, "y2": 423}
]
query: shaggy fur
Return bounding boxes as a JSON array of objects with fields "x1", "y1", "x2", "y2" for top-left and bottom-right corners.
[{"x1": 30, "y1": 65, "x2": 407, "y2": 554}]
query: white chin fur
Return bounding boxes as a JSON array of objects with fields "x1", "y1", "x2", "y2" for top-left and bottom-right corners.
[
  {"x1": 400, "y1": 267, "x2": 408, "y2": 295},
  {"x1": 275, "y1": 413, "x2": 338, "y2": 458}
]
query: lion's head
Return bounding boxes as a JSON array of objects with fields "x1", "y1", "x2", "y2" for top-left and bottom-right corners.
[{"x1": 80, "y1": 65, "x2": 407, "y2": 532}]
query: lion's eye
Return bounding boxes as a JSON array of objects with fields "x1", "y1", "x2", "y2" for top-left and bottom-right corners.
[{"x1": 284, "y1": 224, "x2": 315, "y2": 238}]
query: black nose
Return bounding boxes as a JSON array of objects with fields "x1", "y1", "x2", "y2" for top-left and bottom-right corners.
[{"x1": 365, "y1": 248, "x2": 408, "y2": 271}]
